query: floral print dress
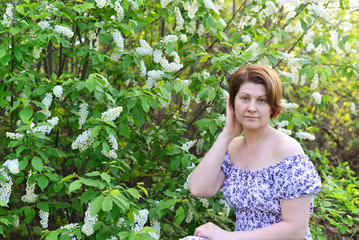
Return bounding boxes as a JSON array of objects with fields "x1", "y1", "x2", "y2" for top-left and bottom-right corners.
[{"x1": 180, "y1": 151, "x2": 322, "y2": 240}]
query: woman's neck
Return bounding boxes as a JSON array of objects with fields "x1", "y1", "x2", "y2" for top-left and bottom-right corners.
[{"x1": 242, "y1": 124, "x2": 272, "y2": 149}]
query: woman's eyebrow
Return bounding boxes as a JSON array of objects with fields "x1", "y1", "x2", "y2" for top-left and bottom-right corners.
[{"x1": 238, "y1": 92, "x2": 267, "y2": 97}]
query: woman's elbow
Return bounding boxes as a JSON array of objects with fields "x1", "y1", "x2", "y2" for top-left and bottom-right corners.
[{"x1": 189, "y1": 184, "x2": 213, "y2": 198}]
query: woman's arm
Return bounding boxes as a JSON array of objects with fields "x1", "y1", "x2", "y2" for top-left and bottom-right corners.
[
  {"x1": 189, "y1": 98, "x2": 242, "y2": 198},
  {"x1": 189, "y1": 132, "x2": 233, "y2": 198},
  {"x1": 194, "y1": 196, "x2": 312, "y2": 240}
]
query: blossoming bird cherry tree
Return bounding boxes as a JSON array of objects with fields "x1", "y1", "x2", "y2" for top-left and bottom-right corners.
[{"x1": 0, "y1": 0, "x2": 358, "y2": 239}]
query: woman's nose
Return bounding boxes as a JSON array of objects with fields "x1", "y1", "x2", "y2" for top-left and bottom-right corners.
[{"x1": 247, "y1": 100, "x2": 257, "y2": 112}]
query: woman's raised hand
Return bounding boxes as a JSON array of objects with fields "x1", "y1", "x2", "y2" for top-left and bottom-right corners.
[{"x1": 222, "y1": 97, "x2": 242, "y2": 139}]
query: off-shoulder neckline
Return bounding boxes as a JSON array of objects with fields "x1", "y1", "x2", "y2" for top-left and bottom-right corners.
[{"x1": 225, "y1": 151, "x2": 308, "y2": 173}]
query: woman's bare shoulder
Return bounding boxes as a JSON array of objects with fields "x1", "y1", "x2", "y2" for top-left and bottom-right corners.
[
  {"x1": 228, "y1": 136, "x2": 244, "y2": 152},
  {"x1": 272, "y1": 129, "x2": 304, "y2": 158}
]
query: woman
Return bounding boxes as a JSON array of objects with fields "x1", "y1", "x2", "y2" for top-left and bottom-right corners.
[{"x1": 181, "y1": 64, "x2": 322, "y2": 240}]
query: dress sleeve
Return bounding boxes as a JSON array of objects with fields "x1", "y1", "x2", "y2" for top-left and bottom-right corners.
[
  {"x1": 220, "y1": 150, "x2": 232, "y2": 177},
  {"x1": 277, "y1": 154, "x2": 322, "y2": 201}
]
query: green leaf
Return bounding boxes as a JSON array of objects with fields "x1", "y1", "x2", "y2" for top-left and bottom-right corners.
[
  {"x1": 78, "y1": 3, "x2": 95, "y2": 10},
  {"x1": 141, "y1": 97, "x2": 150, "y2": 113},
  {"x1": 69, "y1": 180, "x2": 83, "y2": 193},
  {"x1": 91, "y1": 126, "x2": 101, "y2": 138},
  {"x1": 46, "y1": 230, "x2": 61, "y2": 240},
  {"x1": 38, "y1": 175, "x2": 49, "y2": 191},
  {"x1": 85, "y1": 171, "x2": 101, "y2": 177},
  {"x1": 86, "y1": 74, "x2": 97, "y2": 93},
  {"x1": 31, "y1": 156, "x2": 43, "y2": 172},
  {"x1": 102, "y1": 195, "x2": 113, "y2": 212},
  {"x1": 127, "y1": 188, "x2": 140, "y2": 199},
  {"x1": 91, "y1": 195, "x2": 104, "y2": 215},
  {"x1": 19, "y1": 107, "x2": 33, "y2": 123},
  {"x1": 100, "y1": 172, "x2": 111, "y2": 183},
  {"x1": 123, "y1": 55, "x2": 132, "y2": 69},
  {"x1": 37, "y1": 202, "x2": 49, "y2": 212},
  {"x1": 174, "y1": 206, "x2": 185, "y2": 225},
  {"x1": 119, "y1": 123, "x2": 130, "y2": 138}
]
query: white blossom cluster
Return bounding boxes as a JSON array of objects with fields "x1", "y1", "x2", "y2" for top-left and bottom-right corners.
[
  {"x1": 40, "y1": 92, "x2": 53, "y2": 117},
  {"x1": 71, "y1": 129, "x2": 95, "y2": 152},
  {"x1": 219, "y1": 199, "x2": 231, "y2": 217},
  {"x1": 33, "y1": 47, "x2": 43, "y2": 59},
  {"x1": 101, "y1": 106, "x2": 123, "y2": 121},
  {"x1": 111, "y1": 51, "x2": 121, "y2": 62},
  {"x1": 22, "y1": 172, "x2": 38, "y2": 203},
  {"x1": 102, "y1": 134, "x2": 118, "y2": 159},
  {"x1": 245, "y1": 42, "x2": 261, "y2": 61},
  {"x1": 138, "y1": 60, "x2": 146, "y2": 77},
  {"x1": 310, "y1": 74, "x2": 319, "y2": 90},
  {"x1": 296, "y1": 131, "x2": 315, "y2": 141},
  {"x1": 78, "y1": 102, "x2": 89, "y2": 129},
  {"x1": 105, "y1": 236, "x2": 119, "y2": 240},
  {"x1": 300, "y1": 74, "x2": 306, "y2": 86},
  {"x1": 175, "y1": 7, "x2": 184, "y2": 31},
  {"x1": 199, "y1": 198, "x2": 209, "y2": 208},
  {"x1": 0, "y1": 168, "x2": 13, "y2": 205},
  {"x1": 179, "y1": 34, "x2": 187, "y2": 43},
  {"x1": 312, "y1": 92, "x2": 321, "y2": 104},
  {"x1": 82, "y1": 203, "x2": 98, "y2": 236},
  {"x1": 187, "y1": 21, "x2": 197, "y2": 35},
  {"x1": 281, "y1": 100, "x2": 299, "y2": 110},
  {"x1": 162, "y1": 35, "x2": 178, "y2": 45},
  {"x1": 6, "y1": 132, "x2": 24, "y2": 140},
  {"x1": 181, "y1": 140, "x2": 197, "y2": 152},
  {"x1": 278, "y1": 128, "x2": 292, "y2": 135},
  {"x1": 349, "y1": 0, "x2": 359, "y2": 8},
  {"x1": 112, "y1": 29, "x2": 124, "y2": 51},
  {"x1": 149, "y1": 220, "x2": 161, "y2": 240},
  {"x1": 53, "y1": 85, "x2": 63, "y2": 99},
  {"x1": 263, "y1": 1, "x2": 278, "y2": 16},
  {"x1": 185, "y1": 207, "x2": 193, "y2": 223},
  {"x1": 182, "y1": 96, "x2": 191, "y2": 112},
  {"x1": 95, "y1": 0, "x2": 109, "y2": 8},
  {"x1": 131, "y1": 209, "x2": 149, "y2": 232},
  {"x1": 307, "y1": 2, "x2": 330, "y2": 22},
  {"x1": 203, "y1": 0, "x2": 218, "y2": 13},
  {"x1": 153, "y1": 49, "x2": 163, "y2": 64},
  {"x1": 350, "y1": 102, "x2": 357, "y2": 115},
  {"x1": 2, "y1": 3, "x2": 13, "y2": 28},
  {"x1": 160, "y1": 0, "x2": 173, "y2": 8},
  {"x1": 13, "y1": 215, "x2": 20, "y2": 228},
  {"x1": 197, "y1": 24, "x2": 205, "y2": 36},
  {"x1": 60, "y1": 223, "x2": 79, "y2": 240},
  {"x1": 183, "y1": 174, "x2": 190, "y2": 190},
  {"x1": 242, "y1": 35, "x2": 251, "y2": 43},
  {"x1": 183, "y1": 0, "x2": 198, "y2": 19},
  {"x1": 114, "y1": 1, "x2": 124, "y2": 22},
  {"x1": 218, "y1": 114, "x2": 226, "y2": 122},
  {"x1": 33, "y1": 117, "x2": 59, "y2": 135},
  {"x1": 136, "y1": 40, "x2": 153, "y2": 56},
  {"x1": 54, "y1": 25, "x2": 74, "y2": 38},
  {"x1": 146, "y1": 70, "x2": 164, "y2": 89},
  {"x1": 128, "y1": 0, "x2": 139, "y2": 9},
  {"x1": 116, "y1": 218, "x2": 126, "y2": 228},
  {"x1": 3, "y1": 159, "x2": 19, "y2": 175},
  {"x1": 38, "y1": 20, "x2": 50, "y2": 29},
  {"x1": 160, "y1": 51, "x2": 183, "y2": 73},
  {"x1": 276, "y1": 120, "x2": 289, "y2": 128},
  {"x1": 39, "y1": 210, "x2": 49, "y2": 229}
]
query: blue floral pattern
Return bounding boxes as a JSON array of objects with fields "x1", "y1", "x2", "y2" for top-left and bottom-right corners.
[{"x1": 180, "y1": 151, "x2": 322, "y2": 240}]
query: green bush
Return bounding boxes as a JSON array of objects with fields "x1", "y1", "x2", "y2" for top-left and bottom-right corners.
[{"x1": 0, "y1": 0, "x2": 358, "y2": 239}]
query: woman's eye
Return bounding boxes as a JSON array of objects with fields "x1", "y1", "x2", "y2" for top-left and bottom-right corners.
[
  {"x1": 241, "y1": 97, "x2": 249, "y2": 101},
  {"x1": 258, "y1": 99, "x2": 266, "y2": 103}
]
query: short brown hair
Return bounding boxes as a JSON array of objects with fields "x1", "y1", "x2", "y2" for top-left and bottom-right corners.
[{"x1": 228, "y1": 64, "x2": 284, "y2": 118}]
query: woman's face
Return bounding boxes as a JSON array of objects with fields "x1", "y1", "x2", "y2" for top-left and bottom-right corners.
[{"x1": 234, "y1": 82, "x2": 271, "y2": 130}]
